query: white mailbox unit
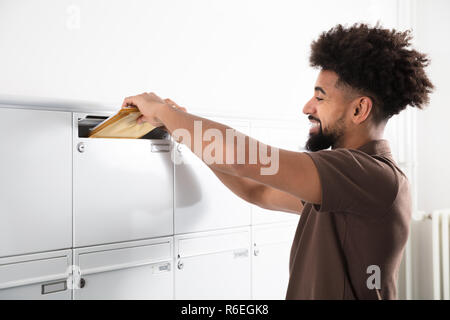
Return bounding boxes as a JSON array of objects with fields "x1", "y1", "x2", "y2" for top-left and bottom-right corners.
[
  {"x1": 0, "y1": 102, "x2": 302, "y2": 300},
  {"x1": 174, "y1": 227, "x2": 251, "y2": 299},
  {"x1": 73, "y1": 113, "x2": 174, "y2": 247},
  {"x1": 0, "y1": 249, "x2": 72, "y2": 300},
  {"x1": 251, "y1": 222, "x2": 297, "y2": 299},
  {"x1": 0, "y1": 107, "x2": 72, "y2": 257},
  {"x1": 73, "y1": 237, "x2": 173, "y2": 300},
  {"x1": 174, "y1": 118, "x2": 252, "y2": 234}
]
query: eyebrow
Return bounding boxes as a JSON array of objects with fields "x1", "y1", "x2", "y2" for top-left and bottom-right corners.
[{"x1": 314, "y1": 86, "x2": 327, "y2": 95}]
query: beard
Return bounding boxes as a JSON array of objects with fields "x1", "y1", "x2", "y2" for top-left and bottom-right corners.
[{"x1": 305, "y1": 116, "x2": 345, "y2": 152}]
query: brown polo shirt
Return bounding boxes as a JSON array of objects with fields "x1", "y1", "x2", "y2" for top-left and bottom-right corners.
[{"x1": 286, "y1": 140, "x2": 411, "y2": 300}]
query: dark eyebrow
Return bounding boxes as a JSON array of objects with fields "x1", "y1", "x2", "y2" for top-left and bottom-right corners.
[{"x1": 314, "y1": 86, "x2": 327, "y2": 95}]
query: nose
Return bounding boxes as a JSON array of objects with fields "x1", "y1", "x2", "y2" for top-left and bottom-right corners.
[{"x1": 303, "y1": 97, "x2": 316, "y2": 115}]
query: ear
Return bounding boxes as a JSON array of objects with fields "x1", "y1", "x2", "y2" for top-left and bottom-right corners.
[{"x1": 351, "y1": 96, "x2": 372, "y2": 124}]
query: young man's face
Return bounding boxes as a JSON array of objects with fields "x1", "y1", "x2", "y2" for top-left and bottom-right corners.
[{"x1": 303, "y1": 70, "x2": 354, "y2": 151}]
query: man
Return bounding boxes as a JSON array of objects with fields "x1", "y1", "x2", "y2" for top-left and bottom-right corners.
[{"x1": 122, "y1": 23, "x2": 433, "y2": 299}]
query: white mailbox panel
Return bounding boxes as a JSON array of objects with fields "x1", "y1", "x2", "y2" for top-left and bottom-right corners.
[
  {"x1": 73, "y1": 237, "x2": 173, "y2": 300},
  {"x1": 174, "y1": 227, "x2": 251, "y2": 299},
  {"x1": 251, "y1": 222, "x2": 297, "y2": 299},
  {"x1": 73, "y1": 113, "x2": 173, "y2": 247},
  {"x1": 0, "y1": 249, "x2": 72, "y2": 300},
  {"x1": 174, "y1": 118, "x2": 251, "y2": 234},
  {"x1": 0, "y1": 107, "x2": 72, "y2": 257},
  {"x1": 250, "y1": 120, "x2": 304, "y2": 225}
]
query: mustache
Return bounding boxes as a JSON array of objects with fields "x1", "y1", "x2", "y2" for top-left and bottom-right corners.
[{"x1": 308, "y1": 115, "x2": 321, "y2": 123}]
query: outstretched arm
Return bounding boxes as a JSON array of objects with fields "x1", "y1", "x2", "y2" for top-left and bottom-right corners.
[
  {"x1": 210, "y1": 167, "x2": 303, "y2": 214},
  {"x1": 122, "y1": 93, "x2": 321, "y2": 205}
]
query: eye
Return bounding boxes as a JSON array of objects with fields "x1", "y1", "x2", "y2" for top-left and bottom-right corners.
[{"x1": 315, "y1": 97, "x2": 323, "y2": 101}]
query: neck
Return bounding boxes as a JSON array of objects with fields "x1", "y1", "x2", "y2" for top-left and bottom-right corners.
[{"x1": 333, "y1": 123, "x2": 386, "y2": 150}]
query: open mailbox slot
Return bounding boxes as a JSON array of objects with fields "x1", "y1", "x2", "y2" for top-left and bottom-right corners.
[
  {"x1": 73, "y1": 113, "x2": 174, "y2": 248},
  {"x1": 76, "y1": 114, "x2": 171, "y2": 140}
]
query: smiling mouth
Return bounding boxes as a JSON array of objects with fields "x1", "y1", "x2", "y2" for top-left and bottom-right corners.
[
  {"x1": 309, "y1": 121, "x2": 320, "y2": 134},
  {"x1": 308, "y1": 116, "x2": 321, "y2": 134}
]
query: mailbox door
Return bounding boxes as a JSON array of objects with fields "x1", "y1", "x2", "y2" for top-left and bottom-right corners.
[
  {"x1": 73, "y1": 113, "x2": 174, "y2": 247},
  {"x1": 73, "y1": 237, "x2": 173, "y2": 300},
  {"x1": 0, "y1": 250, "x2": 72, "y2": 300},
  {"x1": 174, "y1": 118, "x2": 251, "y2": 234},
  {"x1": 0, "y1": 107, "x2": 72, "y2": 257},
  {"x1": 174, "y1": 228, "x2": 251, "y2": 299}
]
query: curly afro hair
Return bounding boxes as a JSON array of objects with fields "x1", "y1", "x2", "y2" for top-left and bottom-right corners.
[{"x1": 310, "y1": 23, "x2": 434, "y2": 122}]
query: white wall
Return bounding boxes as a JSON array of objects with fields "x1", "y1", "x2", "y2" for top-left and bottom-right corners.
[
  {"x1": 0, "y1": 0, "x2": 397, "y2": 120},
  {"x1": 404, "y1": 0, "x2": 450, "y2": 300},
  {"x1": 414, "y1": 0, "x2": 450, "y2": 213}
]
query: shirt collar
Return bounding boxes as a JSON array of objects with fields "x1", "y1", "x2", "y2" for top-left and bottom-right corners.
[{"x1": 356, "y1": 139, "x2": 392, "y2": 157}]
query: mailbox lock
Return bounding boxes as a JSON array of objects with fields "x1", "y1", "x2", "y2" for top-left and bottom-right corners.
[
  {"x1": 177, "y1": 260, "x2": 184, "y2": 270},
  {"x1": 77, "y1": 142, "x2": 86, "y2": 153},
  {"x1": 254, "y1": 248, "x2": 260, "y2": 256},
  {"x1": 80, "y1": 278, "x2": 86, "y2": 288}
]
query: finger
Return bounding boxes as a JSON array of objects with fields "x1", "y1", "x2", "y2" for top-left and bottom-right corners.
[
  {"x1": 153, "y1": 121, "x2": 165, "y2": 127},
  {"x1": 122, "y1": 96, "x2": 137, "y2": 108},
  {"x1": 136, "y1": 114, "x2": 146, "y2": 124}
]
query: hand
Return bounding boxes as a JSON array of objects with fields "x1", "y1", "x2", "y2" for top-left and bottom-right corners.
[
  {"x1": 122, "y1": 92, "x2": 167, "y2": 126},
  {"x1": 122, "y1": 93, "x2": 187, "y2": 127}
]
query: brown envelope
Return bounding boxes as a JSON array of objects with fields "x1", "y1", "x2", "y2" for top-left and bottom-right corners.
[{"x1": 89, "y1": 107, "x2": 157, "y2": 139}]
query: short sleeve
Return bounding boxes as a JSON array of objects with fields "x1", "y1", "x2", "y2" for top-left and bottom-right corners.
[{"x1": 305, "y1": 149, "x2": 399, "y2": 216}]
